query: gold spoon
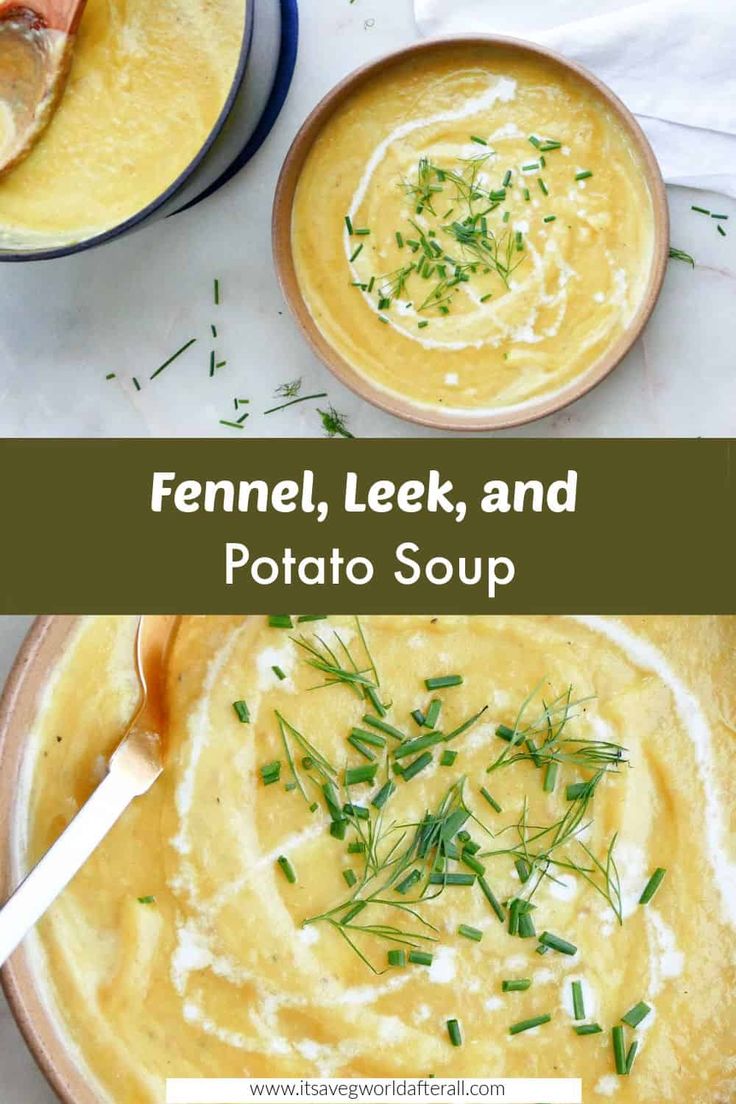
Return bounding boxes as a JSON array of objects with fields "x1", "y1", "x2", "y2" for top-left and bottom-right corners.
[
  {"x1": 0, "y1": 615, "x2": 178, "y2": 966},
  {"x1": 0, "y1": 0, "x2": 87, "y2": 177}
]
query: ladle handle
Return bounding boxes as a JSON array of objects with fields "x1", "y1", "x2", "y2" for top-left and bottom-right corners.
[{"x1": 0, "y1": 768, "x2": 136, "y2": 966}]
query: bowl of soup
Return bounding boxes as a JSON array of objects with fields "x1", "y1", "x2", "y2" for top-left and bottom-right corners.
[
  {"x1": 1, "y1": 614, "x2": 734, "y2": 1103},
  {"x1": 273, "y1": 38, "x2": 669, "y2": 430},
  {"x1": 0, "y1": 0, "x2": 298, "y2": 260}
]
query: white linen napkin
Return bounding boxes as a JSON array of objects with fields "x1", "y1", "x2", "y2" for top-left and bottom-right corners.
[{"x1": 414, "y1": 0, "x2": 736, "y2": 198}]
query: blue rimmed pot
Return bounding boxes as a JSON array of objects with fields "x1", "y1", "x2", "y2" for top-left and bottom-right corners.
[{"x1": 0, "y1": 0, "x2": 299, "y2": 262}]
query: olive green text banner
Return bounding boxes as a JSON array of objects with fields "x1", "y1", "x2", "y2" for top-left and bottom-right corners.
[{"x1": 0, "y1": 439, "x2": 733, "y2": 613}]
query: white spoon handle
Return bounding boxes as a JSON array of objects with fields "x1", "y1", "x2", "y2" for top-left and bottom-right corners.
[{"x1": 0, "y1": 768, "x2": 135, "y2": 966}]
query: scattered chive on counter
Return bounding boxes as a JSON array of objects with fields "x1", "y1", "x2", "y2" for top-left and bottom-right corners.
[
  {"x1": 510, "y1": 1014, "x2": 552, "y2": 1036},
  {"x1": 232, "y1": 700, "x2": 250, "y2": 724},
  {"x1": 639, "y1": 868, "x2": 666, "y2": 904},
  {"x1": 277, "y1": 856, "x2": 296, "y2": 884},
  {"x1": 446, "y1": 1019, "x2": 463, "y2": 1047}
]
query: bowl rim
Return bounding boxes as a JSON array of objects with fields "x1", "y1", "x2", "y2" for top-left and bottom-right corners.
[
  {"x1": 0, "y1": 614, "x2": 106, "y2": 1104},
  {"x1": 0, "y1": 0, "x2": 256, "y2": 264},
  {"x1": 272, "y1": 33, "x2": 670, "y2": 433}
]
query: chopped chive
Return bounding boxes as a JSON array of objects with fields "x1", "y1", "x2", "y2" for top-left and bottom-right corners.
[
  {"x1": 272, "y1": 666, "x2": 286, "y2": 681},
  {"x1": 277, "y1": 855, "x2": 296, "y2": 883},
  {"x1": 137, "y1": 895, "x2": 155, "y2": 905},
  {"x1": 515, "y1": 858, "x2": 531, "y2": 884},
  {"x1": 691, "y1": 205, "x2": 711, "y2": 215},
  {"x1": 388, "y1": 949, "x2": 406, "y2": 967},
  {"x1": 347, "y1": 736, "x2": 376, "y2": 761},
  {"x1": 480, "y1": 787, "x2": 502, "y2": 813},
  {"x1": 471, "y1": 136, "x2": 488, "y2": 146},
  {"x1": 378, "y1": 315, "x2": 390, "y2": 325},
  {"x1": 543, "y1": 214, "x2": 557, "y2": 223},
  {"x1": 411, "y1": 709, "x2": 426, "y2": 727},
  {"x1": 639, "y1": 868, "x2": 666, "y2": 905},
  {"x1": 150, "y1": 337, "x2": 196, "y2": 380},
  {"x1": 132, "y1": 377, "x2": 141, "y2": 391},
  {"x1": 341, "y1": 901, "x2": 366, "y2": 924},
  {"x1": 211, "y1": 324, "x2": 218, "y2": 338},
  {"x1": 350, "y1": 727, "x2": 387, "y2": 749},
  {"x1": 345, "y1": 215, "x2": 354, "y2": 234},
  {"x1": 447, "y1": 1019, "x2": 463, "y2": 1046},
  {"x1": 575, "y1": 170, "x2": 593, "y2": 181},
  {"x1": 350, "y1": 245, "x2": 364, "y2": 262},
  {"x1": 518, "y1": 911, "x2": 536, "y2": 939},
  {"x1": 502, "y1": 211, "x2": 510, "y2": 223},
  {"x1": 626, "y1": 1041, "x2": 639, "y2": 1074},
  {"x1": 575, "y1": 1023, "x2": 603, "y2": 1036},
  {"x1": 213, "y1": 279, "x2": 220, "y2": 305},
  {"x1": 396, "y1": 231, "x2": 404, "y2": 248},
  {"x1": 458, "y1": 924, "x2": 483, "y2": 942},
  {"x1": 354, "y1": 228, "x2": 371, "y2": 236},
  {"x1": 566, "y1": 782, "x2": 590, "y2": 800},
  {"x1": 268, "y1": 615, "x2": 293, "y2": 629},
  {"x1": 711, "y1": 213, "x2": 729, "y2": 220},
  {"x1": 343, "y1": 804, "x2": 370, "y2": 822},
  {"x1": 365, "y1": 687, "x2": 387, "y2": 717},
  {"x1": 669, "y1": 246, "x2": 695, "y2": 266},
  {"x1": 345, "y1": 764, "x2": 378, "y2": 786},
  {"x1": 424, "y1": 699, "x2": 442, "y2": 729},
  {"x1": 622, "y1": 1002, "x2": 651, "y2": 1028},
  {"x1": 425, "y1": 675, "x2": 463, "y2": 690},
  {"x1": 428, "y1": 872, "x2": 475, "y2": 886},
  {"x1": 510, "y1": 1015, "x2": 551, "y2": 1036},
  {"x1": 521, "y1": 162, "x2": 540, "y2": 172},
  {"x1": 462, "y1": 839, "x2": 480, "y2": 855},
  {"x1": 395, "y1": 732, "x2": 445, "y2": 758},
  {"x1": 232, "y1": 700, "x2": 250, "y2": 724},
  {"x1": 440, "y1": 749, "x2": 457, "y2": 767},
  {"x1": 330, "y1": 819, "x2": 347, "y2": 840},
  {"x1": 219, "y1": 420, "x2": 245, "y2": 430},
  {"x1": 538, "y1": 178, "x2": 549, "y2": 196},
  {"x1": 343, "y1": 868, "x2": 357, "y2": 888},
  {"x1": 402, "y1": 751, "x2": 434, "y2": 781},
  {"x1": 105, "y1": 372, "x2": 116, "y2": 380},
  {"x1": 539, "y1": 931, "x2": 577, "y2": 956},
  {"x1": 502, "y1": 979, "x2": 531, "y2": 992},
  {"x1": 371, "y1": 780, "x2": 396, "y2": 809},
  {"x1": 717, "y1": 224, "x2": 727, "y2": 236},
  {"x1": 409, "y1": 950, "x2": 433, "y2": 966},
  {"x1": 297, "y1": 614, "x2": 327, "y2": 623},
  {"x1": 209, "y1": 350, "x2": 215, "y2": 377},
  {"x1": 572, "y1": 981, "x2": 586, "y2": 1021},
  {"x1": 396, "y1": 869, "x2": 422, "y2": 895},
  {"x1": 523, "y1": 188, "x2": 531, "y2": 201},
  {"x1": 495, "y1": 724, "x2": 516, "y2": 742},
  {"x1": 544, "y1": 761, "x2": 559, "y2": 793},
  {"x1": 418, "y1": 321, "x2": 430, "y2": 329},
  {"x1": 363, "y1": 715, "x2": 405, "y2": 741},
  {"x1": 480, "y1": 293, "x2": 493, "y2": 302},
  {"x1": 347, "y1": 844, "x2": 367, "y2": 859},
  {"x1": 461, "y1": 852, "x2": 486, "y2": 877},
  {"x1": 260, "y1": 761, "x2": 281, "y2": 785},
  {"x1": 612, "y1": 1025, "x2": 627, "y2": 1075},
  {"x1": 478, "y1": 876, "x2": 505, "y2": 922},
  {"x1": 503, "y1": 170, "x2": 512, "y2": 187},
  {"x1": 322, "y1": 782, "x2": 343, "y2": 821}
]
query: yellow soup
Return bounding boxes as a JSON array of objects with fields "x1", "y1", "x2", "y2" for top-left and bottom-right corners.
[
  {"x1": 0, "y1": 0, "x2": 245, "y2": 248},
  {"x1": 18, "y1": 615, "x2": 736, "y2": 1103},
  {"x1": 291, "y1": 44, "x2": 657, "y2": 415}
]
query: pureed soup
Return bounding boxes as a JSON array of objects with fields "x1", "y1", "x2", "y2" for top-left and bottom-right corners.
[
  {"x1": 18, "y1": 615, "x2": 736, "y2": 1103},
  {"x1": 291, "y1": 43, "x2": 657, "y2": 416},
  {"x1": 0, "y1": 0, "x2": 245, "y2": 249}
]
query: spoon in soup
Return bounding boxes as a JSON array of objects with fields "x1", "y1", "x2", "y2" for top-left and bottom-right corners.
[
  {"x1": 0, "y1": 0, "x2": 87, "y2": 177},
  {"x1": 0, "y1": 615, "x2": 178, "y2": 967}
]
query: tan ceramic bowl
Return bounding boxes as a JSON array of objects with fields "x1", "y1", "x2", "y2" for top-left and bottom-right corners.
[
  {"x1": 273, "y1": 36, "x2": 669, "y2": 432},
  {"x1": 0, "y1": 616, "x2": 100, "y2": 1104}
]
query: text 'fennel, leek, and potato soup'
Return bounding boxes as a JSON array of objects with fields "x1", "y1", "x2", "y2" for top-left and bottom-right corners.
[
  {"x1": 290, "y1": 43, "x2": 659, "y2": 417},
  {"x1": 0, "y1": 0, "x2": 245, "y2": 249},
  {"x1": 15, "y1": 615, "x2": 736, "y2": 1103}
]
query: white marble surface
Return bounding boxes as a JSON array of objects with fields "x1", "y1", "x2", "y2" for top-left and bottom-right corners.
[{"x1": 0, "y1": 0, "x2": 734, "y2": 439}]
